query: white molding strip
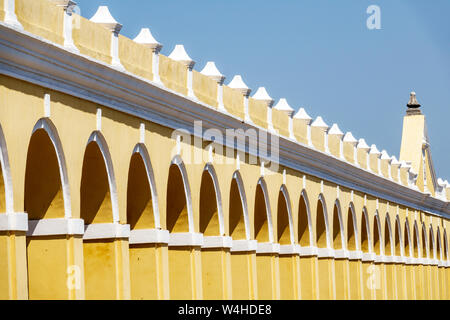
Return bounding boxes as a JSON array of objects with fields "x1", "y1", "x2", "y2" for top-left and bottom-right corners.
[
  {"x1": 298, "y1": 246, "x2": 318, "y2": 257},
  {"x1": 129, "y1": 228, "x2": 169, "y2": 245},
  {"x1": 316, "y1": 247, "x2": 335, "y2": 259},
  {"x1": 256, "y1": 242, "x2": 280, "y2": 254},
  {"x1": 202, "y1": 236, "x2": 233, "y2": 249},
  {"x1": 334, "y1": 249, "x2": 349, "y2": 259},
  {"x1": 279, "y1": 244, "x2": 300, "y2": 255},
  {"x1": 83, "y1": 223, "x2": 130, "y2": 240},
  {"x1": 361, "y1": 252, "x2": 376, "y2": 262},
  {"x1": 168, "y1": 232, "x2": 203, "y2": 247},
  {"x1": 230, "y1": 239, "x2": 257, "y2": 252},
  {"x1": 347, "y1": 250, "x2": 363, "y2": 261},
  {"x1": 27, "y1": 218, "x2": 84, "y2": 236},
  {"x1": 0, "y1": 212, "x2": 28, "y2": 231},
  {"x1": 0, "y1": 23, "x2": 448, "y2": 219}
]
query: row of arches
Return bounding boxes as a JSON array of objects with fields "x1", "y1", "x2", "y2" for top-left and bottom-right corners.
[{"x1": 0, "y1": 117, "x2": 449, "y2": 299}]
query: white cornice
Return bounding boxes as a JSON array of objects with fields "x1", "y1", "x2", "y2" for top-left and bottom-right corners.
[{"x1": 0, "y1": 23, "x2": 448, "y2": 219}]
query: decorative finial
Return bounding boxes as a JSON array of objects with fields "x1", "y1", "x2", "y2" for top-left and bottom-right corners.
[
  {"x1": 407, "y1": 92, "x2": 421, "y2": 108},
  {"x1": 168, "y1": 44, "x2": 195, "y2": 69},
  {"x1": 133, "y1": 28, "x2": 162, "y2": 52},
  {"x1": 406, "y1": 92, "x2": 422, "y2": 115}
]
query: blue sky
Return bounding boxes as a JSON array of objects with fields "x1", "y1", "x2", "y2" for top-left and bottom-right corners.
[{"x1": 75, "y1": 0, "x2": 450, "y2": 181}]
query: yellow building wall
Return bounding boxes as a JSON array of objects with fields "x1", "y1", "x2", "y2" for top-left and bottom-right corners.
[
  {"x1": 72, "y1": 15, "x2": 112, "y2": 65},
  {"x1": 159, "y1": 55, "x2": 188, "y2": 96},
  {"x1": 272, "y1": 109, "x2": 289, "y2": 138},
  {"x1": 193, "y1": 71, "x2": 218, "y2": 108},
  {"x1": 16, "y1": 0, "x2": 64, "y2": 46},
  {"x1": 222, "y1": 86, "x2": 244, "y2": 119},
  {"x1": 248, "y1": 98, "x2": 267, "y2": 129},
  {"x1": 118, "y1": 35, "x2": 153, "y2": 81}
]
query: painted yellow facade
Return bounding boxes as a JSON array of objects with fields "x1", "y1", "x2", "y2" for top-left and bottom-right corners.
[{"x1": 0, "y1": 0, "x2": 448, "y2": 300}]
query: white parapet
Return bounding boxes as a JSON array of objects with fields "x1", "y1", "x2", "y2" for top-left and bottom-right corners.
[
  {"x1": 228, "y1": 75, "x2": 252, "y2": 123},
  {"x1": 357, "y1": 138, "x2": 370, "y2": 169},
  {"x1": 369, "y1": 144, "x2": 381, "y2": 175},
  {"x1": 327, "y1": 123, "x2": 344, "y2": 158},
  {"x1": 50, "y1": 0, "x2": 79, "y2": 52},
  {"x1": 4, "y1": 0, "x2": 23, "y2": 29},
  {"x1": 133, "y1": 27, "x2": 163, "y2": 84},
  {"x1": 311, "y1": 116, "x2": 329, "y2": 152},
  {"x1": 274, "y1": 98, "x2": 295, "y2": 139},
  {"x1": 169, "y1": 44, "x2": 196, "y2": 98},
  {"x1": 252, "y1": 87, "x2": 275, "y2": 133},
  {"x1": 90, "y1": 6, "x2": 124, "y2": 70},
  {"x1": 201, "y1": 61, "x2": 227, "y2": 112},
  {"x1": 294, "y1": 107, "x2": 313, "y2": 146}
]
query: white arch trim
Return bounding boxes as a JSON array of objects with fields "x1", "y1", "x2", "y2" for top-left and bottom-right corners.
[
  {"x1": 317, "y1": 193, "x2": 330, "y2": 248},
  {"x1": 257, "y1": 178, "x2": 274, "y2": 243},
  {"x1": 413, "y1": 221, "x2": 420, "y2": 258},
  {"x1": 385, "y1": 213, "x2": 394, "y2": 256},
  {"x1": 334, "y1": 200, "x2": 346, "y2": 250},
  {"x1": 362, "y1": 207, "x2": 371, "y2": 253},
  {"x1": 232, "y1": 171, "x2": 250, "y2": 240},
  {"x1": 395, "y1": 215, "x2": 403, "y2": 257},
  {"x1": 204, "y1": 164, "x2": 224, "y2": 236},
  {"x1": 32, "y1": 118, "x2": 72, "y2": 218},
  {"x1": 280, "y1": 185, "x2": 295, "y2": 244},
  {"x1": 429, "y1": 226, "x2": 436, "y2": 260},
  {"x1": 422, "y1": 223, "x2": 429, "y2": 258},
  {"x1": 87, "y1": 131, "x2": 119, "y2": 223},
  {"x1": 133, "y1": 143, "x2": 161, "y2": 229},
  {"x1": 404, "y1": 218, "x2": 412, "y2": 257},
  {"x1": 0, "y1": 124, "x2": 13, "y2": 214},
  {"x1": 348, "y1": 202, "x2": 359, "y2": 251},
  {"x1": 300, "y1": 189, "x2": 314, "y2": 246},
  {"x1": 374, "y1": 210, "x2": 383, "y2": 255},
  {"x1": 436, "y1": 227, "x2": 442, "y2": 260},
  {"x1": 171, "y1": 155, "x2": 194, "y2": 233}
]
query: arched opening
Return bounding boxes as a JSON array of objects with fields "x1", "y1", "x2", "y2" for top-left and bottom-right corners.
[
  {"x1": 413, "y1": 224, "x2": 419, "y2": 258},
  {"x1": 81, "y1": 134, "x2": 118, "y2": 300},
  {"x1": 429, "y1": 227, "x2": 435, "y2": 259},
  {"x1": 200, "y1": 166, "x2": 226, "y2": 300},
  {"x1": 166, "y1": 158, "x2": 195, "y2": 300},
  {"x1": 436, "y1": 229, "x2": 442, "y2": 260},
  {"x1": 444, "y1": 231, "x2": 448, "y2": 261},
  {"x1": 199, "y1": 169, "x2": 220, "y2": 236},
  {"x1": 254, "y1": 182, "x2": 270, "y2": 243},
  {"x1": 347, "y1": 206, "x2": 357, "y2": 251},
  {"x1": 404, "y1": 221, "x2": 411, "y2": 257},
  {"x1": 25, "y1": 126, "x2": 68, "y2": 300},
  {"x1": 332, "y1": 203, "x2": 343, "y2": 249},
  {"x1": 166, "y1": 163, "x2": 190, "y2": 233},
  {"x1": 127, "y1": 152, "x2": 155, "y2": 230},
  {"x1": 394, "y1": 218, "x2": 402, "y2": 256},
  {"x1": 80, "y1": 141, "x2": 114, "y2": 224},
  {"x1": 229, "y1": 172, "x2": 252, "y2": 300},
  {"x1": 316, "y1": 198, "x2": 327, "y2": 248},
  {"x1": 277, "y1": 189, "x2": 291, "y2": 245},
  {"x1": 298, "y1": 193, "x2": 311, "y2": 246},
  {"x1": 277, "y1": 187, "x2": 296, "y2": 300},
  {"x1": 384, "y1": 215, "x2": 392, "y2": 256},
  {"x1": 373, "y1": 214, "x2": 381, "y2": 255},
  {"x1": 229, "y1": 174, "x2": 247, "y2": 240},
  {"x1": 127, "y1": 147, "x2": 160, "y2": 300},
  {"x1": 25, "y1": 129, "x2": 64, "y2": 219},
  {"x1": 360, "y1": 210, "x2": 369, "y2": 253},
  {"x1": 422, "y1": 224, "x2": 428, "y2": 258}
]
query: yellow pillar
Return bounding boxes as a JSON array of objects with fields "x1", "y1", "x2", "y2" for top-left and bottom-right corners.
[
  {"x1": 0, "y1": 229, "x2": 28, "y2": 300},
  {"x1": 279, "y1": 254, "x2": 297, "y2": 300},
  {"x1": 128, "y1": 230, "x2": 170, "y2": 300},
  {"x1": 229, "y1": 240, "x2": 258, "y2": 300},
  {"x1": 298, "y1": 251, "x2": 318, "y2": 300},
  {"x1": 316, "y1": 251, "x2": 335, "y2": 300},
  {"x1": 348, "y1": 252, "x2": 362, "y2": 300},
  {"x1": 334, "y1": 254, "x2": 349, "y2": 300},
  {"x1": 26, "y1": 219, "x2": 85, "y2": 300},
  {"x1": 201, "y1": 237, "x2": 233, "y2": 300}
]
